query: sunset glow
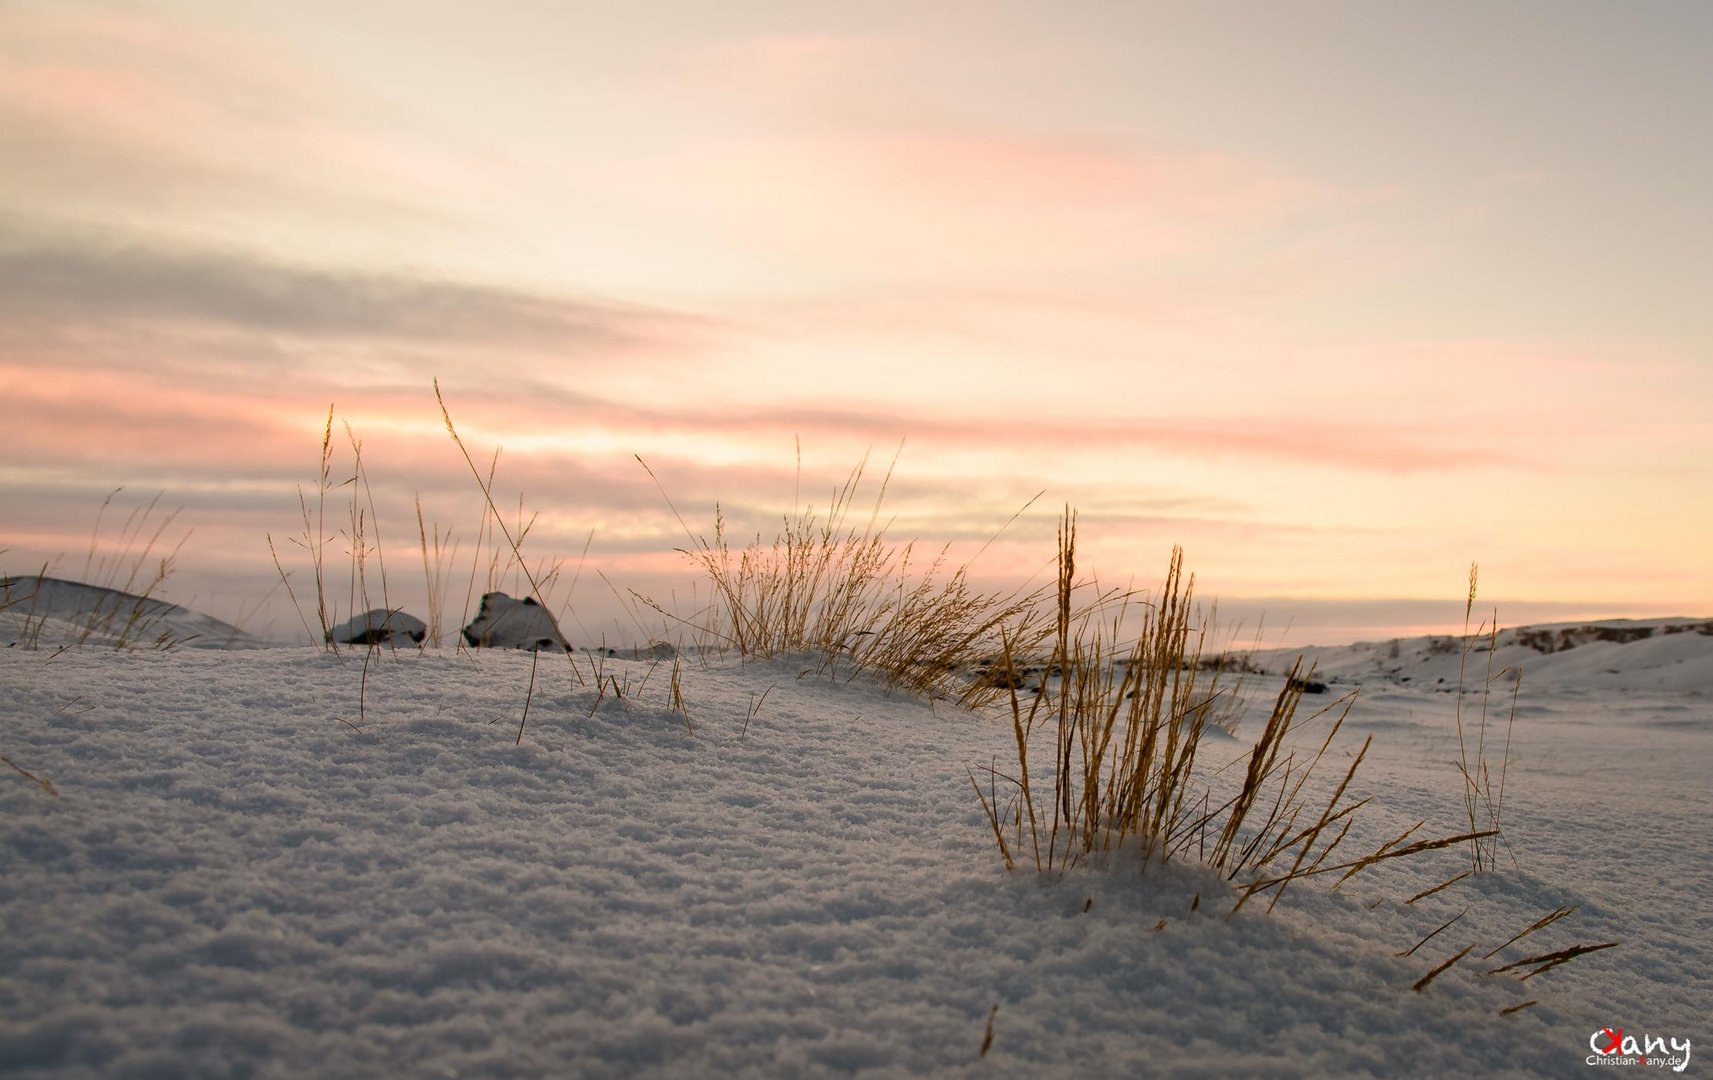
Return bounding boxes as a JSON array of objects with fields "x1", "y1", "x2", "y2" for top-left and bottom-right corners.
[{"x1": 3, "y1": 0, "x2": 1709, "y2": 646}]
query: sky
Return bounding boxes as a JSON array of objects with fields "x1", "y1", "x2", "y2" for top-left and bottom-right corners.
[{"x1": 2, "y1": 0, "x2": 1710, "y2": 647}]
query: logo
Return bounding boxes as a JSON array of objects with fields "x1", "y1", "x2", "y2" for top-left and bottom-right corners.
[{"x1": 1588, "y1": 1027, "x2": 1692, "y2": 1072}]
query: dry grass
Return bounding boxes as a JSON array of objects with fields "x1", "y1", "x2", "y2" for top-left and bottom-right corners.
[
  {"x1": 269, "y1": 395, "x2": 575, "y2": 657},
  {"x1": 1394, "y1": 901, "x2": 1619, "y2": 1012},
  {"x1": 1, "y1": 753, "x2": 59, "y2": 797},
  {"x1": 640, "y1": 459, "x2": 1507, "y2": 923},
  {"x1": 267, "y1": 407, "x2": 411, "y2": 652},
  {"x1": 3, "y1": 488, "x2": 193, "y2": 650},
  {"x1": 1454, "y1": 565, "x2": 1519, "y2": 873},
  {"x1": 266, "y1": 394, "x2": 725, "y2": 742},
  {"x1": 261, "y1": 399, "x2": 561, "y2": 742},
  {"x1": 416, "y1": 495, "x2": 459, "y2": 647},
  {"x1": 435, "y1": 384, "x2": 580, "y2": 653},
  {"x1": 269, "y1": 405, "x2": 341, "y2": 646},
  {"x1": 1411, "y1": 945, "x2": 1475, "y2": 992},
  {"x1": 636, "y1": 448, "x2": 1053, "y2": 707},
  {"x1": 1485, "y1": 940, "x2": 1620, "y2": 980},
  {"x1": 972, "y1": 511, "x2": 1502, "y2": 920}
]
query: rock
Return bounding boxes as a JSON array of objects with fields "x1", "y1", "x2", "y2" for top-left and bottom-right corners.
[
  {"x1": 326, "y1": 609, "x2": 426, "y2": 646},
  {"x1": 461, "y1": 593, "x2": 570, "y2": 651}
]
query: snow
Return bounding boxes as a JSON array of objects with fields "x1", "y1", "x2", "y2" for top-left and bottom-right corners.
[{"x1": 2, "y1": 596, "x2": 1708, "y2": 1076}]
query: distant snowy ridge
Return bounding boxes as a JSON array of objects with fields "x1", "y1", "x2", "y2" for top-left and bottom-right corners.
[
  {"x1": 0, "y1": 575, "x2": 269, "y2": 650},
  {"x1": 1241, "y1": 617, "x2": 1713, "y2": 695}
]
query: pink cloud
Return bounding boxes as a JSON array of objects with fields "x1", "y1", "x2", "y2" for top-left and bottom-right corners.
[
  {"x1": 0, "y1": 359, "x2": 315, "y2": 472},
  {"x1": 585, "y1": 128, "x2": 1338, "y2": 279},
  {"x1": 847, "y1": 132, "x2": 1327, "y2": 222}
]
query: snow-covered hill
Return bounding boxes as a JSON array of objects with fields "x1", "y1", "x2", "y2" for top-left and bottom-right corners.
[
  {"x1": 4, "y1": 643, "x2": 1708, "y2": 1077},
  {"x1": 1241, "y1": 618, "x2": 1713, "y2": 696},
  {"x1": 0, "y1": 576, "x2": 270, "y2": 650},
  {"x1": 2, "y1": 583, "x2": 1708, "y2": 1075}
]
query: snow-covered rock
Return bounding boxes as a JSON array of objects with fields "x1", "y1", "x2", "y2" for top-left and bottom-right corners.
[
  {"x1": 325, "y1": 608, "x2": 426, "y2": 647},
  {"x1": 460, "y1": 592, "x2": 570, "y2": 651}
]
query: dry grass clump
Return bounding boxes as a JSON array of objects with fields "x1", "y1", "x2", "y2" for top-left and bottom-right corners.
[
  {"x1": 973, "y1": 510, "x2": 1496, "y2": 914},
  {"x1": 638, "y1": 450, "x2": 1053, "y2": 707}
]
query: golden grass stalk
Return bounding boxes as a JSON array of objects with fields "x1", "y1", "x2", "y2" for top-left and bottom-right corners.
[
  {"x1": 1455, "y1": 565, "x2": 1520, "y2": 872},
  {"x1": 672, "y1": 657, "x2": 694, "y2": 736},
  {"x1": 1487, "y1": 941, "x2": 1620, "y2": 980},
  {"x1": 1412, "y1": 944, "x2": 1475, "y2": 992},
  {"x1": 517, "y1": 646, "x2": 540, "y2": 745},
  {"x1": 269, "y1": 405, "x2": 343, "y2": 648},
  {"x1": 341, "y1": 421, "x2": 392, "y2": 631},
  {"x1": 1405, "y1": 869, "x2": 1473, "y2": 905},
  {"x1": 740, "y1": 682, "x2": 772, "y2": 738},
  {"x1": 1309, "y1": 828, "x2": 1500, "y2": 889},
  {"x1": 0, "y1": 562, "x2": 50, "y2": 650},
  {"x1": 1481, "y1": 905, "x2": 1577, "y2": 960},
  {"x1": 416, "y1": 496, "x2": 458, "y2": 648},
  {"x1": 1, "y1": 753, "x2": 59, "y2": 797},
  {"x1": 1398, "y1": 909, "x2": 1467, "y2": 958}
]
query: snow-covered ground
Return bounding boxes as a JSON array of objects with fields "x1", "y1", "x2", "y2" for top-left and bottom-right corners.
[{"x1": 2, "y1": 597, "x2": 1707, "y2": 1077}]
